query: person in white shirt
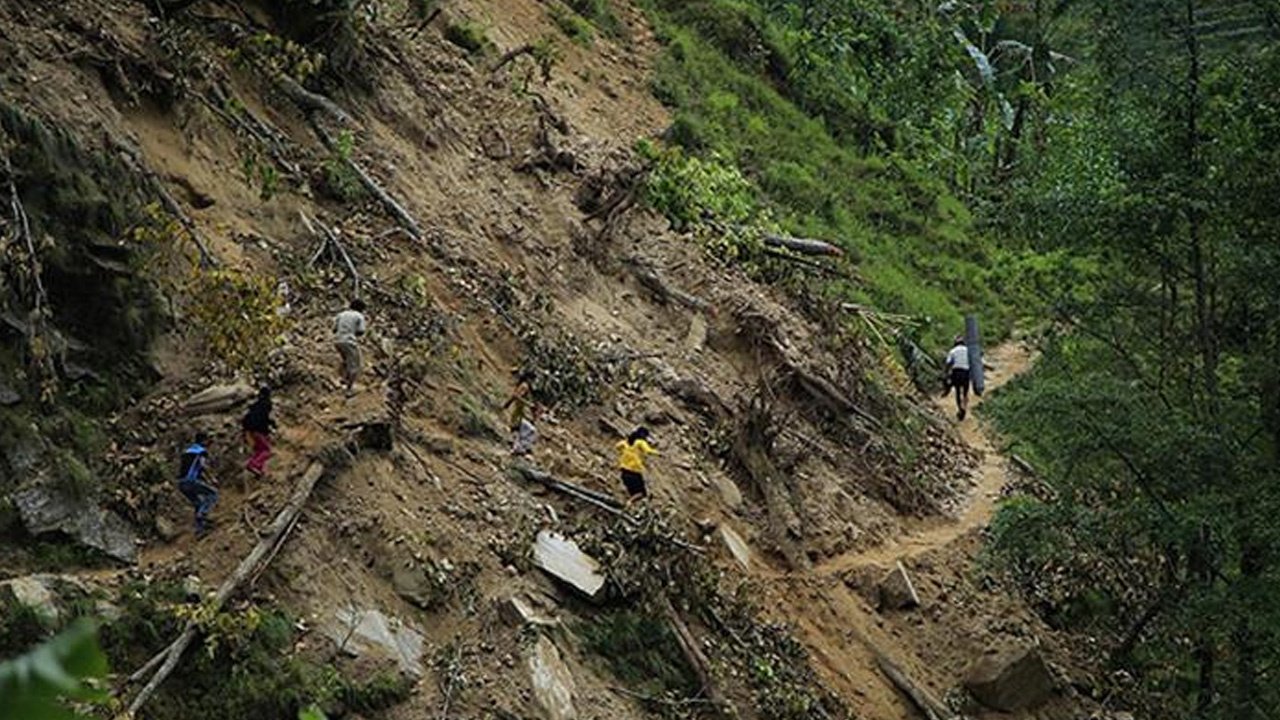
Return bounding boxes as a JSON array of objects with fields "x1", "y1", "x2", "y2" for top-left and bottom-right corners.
[
  {"x1": 945, "y1": 334, "x2": 971, "y2": 420},
  {"x1": 334, "y1": 299, "x2": 368, "y2": 394}
]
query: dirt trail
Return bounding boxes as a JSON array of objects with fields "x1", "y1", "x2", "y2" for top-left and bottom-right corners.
[
  {"x1": 750, "y1": 339, "x2": 1036, "y2": 720},
  {"x1": 811, "y1": 339, "x2": 1034, "y2": 576}
]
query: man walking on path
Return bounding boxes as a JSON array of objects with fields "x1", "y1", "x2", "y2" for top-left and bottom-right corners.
[
  {"x1": 945, "y1": 334, "x2": 971, "y2": 420},
  {"x1": 177, "y1": 433, "x2": 218, "y2": 536},
  {"x1": 242, "y1": 386, "x2": 275, "y2": 481},
  {"x1": 335, "y1": 299, "x2": 367, "y2": 395}
]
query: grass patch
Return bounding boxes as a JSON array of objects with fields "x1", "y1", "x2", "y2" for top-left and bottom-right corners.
[
  {"x1": 550, "y1": 6, "x2": 595, "y2": 45},
  {"x1": 579, "y1": 609, "x2": 699, "y2": 704},
  {"x1": 444, "y1": 19, "x2": 491, "y2": 55},
  {"x1": 638, "y1": 3, "x2": 1013, "y2": 351}
]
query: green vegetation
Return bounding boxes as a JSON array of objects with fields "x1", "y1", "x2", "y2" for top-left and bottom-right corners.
[
  {"x1": 0, "y1": 621, "x2": 107, "y2": 720},
  {"x1": 638, "y1": 0, "x2": 1013, "y2": 349},
  {"x1": 979, "y1": 2, "x2": 1280, "y2": 718},
  {"x1": 579, "y1": 610, "x2": 699, "y2": 711},
  {"x1": 444, "y1": 19, "x2": 492, "y2": 55}
]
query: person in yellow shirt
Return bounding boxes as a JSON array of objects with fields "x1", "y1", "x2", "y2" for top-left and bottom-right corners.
[{"x1": 616, "y1": 427, "x2": 658, "y2": 499}]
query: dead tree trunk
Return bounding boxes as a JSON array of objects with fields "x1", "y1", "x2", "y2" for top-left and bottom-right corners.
[
  {"x1": 125, "y1": 461, "x2": 330, "y2": 715},
  {"x1": 661, "y1": 596, "x2": 737, "y2": 720}
]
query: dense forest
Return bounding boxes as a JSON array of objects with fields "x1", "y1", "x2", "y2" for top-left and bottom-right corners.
[{"x1": 4, "y1": 0, "x2": 1280, "y2": 718}]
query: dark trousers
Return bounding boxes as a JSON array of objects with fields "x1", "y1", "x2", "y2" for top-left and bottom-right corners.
[{"x1": 179, "y1": 479, "x2": 218, "y2": 530}]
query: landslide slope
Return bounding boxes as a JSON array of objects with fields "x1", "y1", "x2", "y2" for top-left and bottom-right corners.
[{"x1": 0, "y1": 2, "x2": 1097, "y2": 719}]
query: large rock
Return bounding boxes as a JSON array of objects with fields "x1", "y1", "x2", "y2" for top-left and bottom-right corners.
[
  {"x1": 877, "y1": 561, "x2": 920, "y2": 611},
  {"x1": 532, "y1": 531, "x2": 605, "y2": 599},
  {"x1": 184, "y1": 383, "x2": 254, "y2": 415},
  {"x1": 324, "y1": 608, "x2": 425, "y2": 677},
  {"x1": 965, "y1": 646, "x2": 1054, "y2": 711},
  {"x1": 496, "y1": 593, "x2": 558, "y2": 628},
  {"x1": 13, "y1": 482, "x2": 137, "y2": 563},
  {"x1": 0, "y1": 574, "x2": 91, "y2": 624},
  {"x1": 718, "y1": 525, "x2": 751, "y2": 570},
  {"x1": 528, "y1": 634, "x2": 577, "y2": 720},
  {"x1": 710, "y1": 474, "x2": 743, "y2": 510}
]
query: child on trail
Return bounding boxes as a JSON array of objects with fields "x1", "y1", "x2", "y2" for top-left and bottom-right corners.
[
  {"x1": 242, "y1": 386, "x2": 275, "y2": 480},
  {"x1": 503, "y1": 372, "x2": 538, "y2": 456},
  {"x1": 177, "y1": 433, "x2": 218, "y2": 536},
  {"x1": 335, "y1": 299, "x2": 368, "y2": 395},
  {"x1": 945, "y1": 334, "x2": 971, "y2": 421},
  {"x1": 616, "y1": 427, "x2": 658, "y2": 501}
]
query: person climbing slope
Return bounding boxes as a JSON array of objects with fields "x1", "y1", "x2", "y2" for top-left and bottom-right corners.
[
  {"x1": 616, "y1": 427, "x2": 658, "y2": 501},
  {"x1": 177, "y1": 433, "x2": 218, "y2": 536},
  {"x1": 241, "y1": 386, "x2": 275, "y2": 480},
  {"x1": 334, "y1": 298, "x2": 367, "y2": 395},
  {"x1": 503, "y1": 371, "x2": 538, "y2": 456},
  {"x1": 945, "y1": 334, "x2": 971, "y2": 420}
]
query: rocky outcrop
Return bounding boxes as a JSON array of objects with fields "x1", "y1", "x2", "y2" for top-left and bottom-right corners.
[
  {"x1": 877, "y1": 561, "x2": 920, "y2": 611},
  {"x1": 13, "y1": 481, "x2": 137, "y2": 563},
  {"x1": 965, "y1": 646, "x2": 1054, "y2": 711},
  {"x1": 532, "y1": 530, "x2": 605, "y2": 599},
  {"x1": 324, "y1": 607, "x2": 426, "y2": 677},
  {"x1": 528, "y1": 634, "x2": 577, "y2": 720}
]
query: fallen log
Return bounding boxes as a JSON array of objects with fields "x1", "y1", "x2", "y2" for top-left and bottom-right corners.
[
  {"x1": 626, "y1": 260, "x2": 715, "y2": 314},
  {"x1": 125, "y1": 461, "x2": 330, "y2": 715},
  {"x1": 309, "y1": 119, "x2": 424, "y2": 241},
  {"x1": 107, "y1": 136, "x2": 217, "y2": 267},
  {"x1": 790, "y1": 366, "x2": 881, "y2": 429},
  {"x1": 511, "y1": 464, "x2": 704, "y2": 553},
  {"x1": 661, "y1": 596, "x2": 738, "y2": 719},
  {"x1": 275, "y1": 74, "x2": 352, "y2": 126},
  {"x1": 299, "y1": 210, "x2": 360, "y2": 297},
  {"x1": 875, "y1": 654, "x2": 954, "y2": 720},
  {"x1": 761, "y1": 231, "x2": 842, "y2": 257}
]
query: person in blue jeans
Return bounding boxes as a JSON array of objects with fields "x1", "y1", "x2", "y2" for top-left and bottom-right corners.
[{"x1": 177, "y1": 433, "x2": 219, "y2": 536}]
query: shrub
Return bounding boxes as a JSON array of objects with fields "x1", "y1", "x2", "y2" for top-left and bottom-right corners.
[
  {"x1": 549, "y1": 6, "x2": 595, "y2": 45},
  {"x1": 444, "y1": 20, "x2": 491, "y2": 54},
  {"x1": 186, "y1": 268, "x2": 290, "y2": 373},
  {"x1": 578, "y1": 610, "x2": 699, "y2": 705}
]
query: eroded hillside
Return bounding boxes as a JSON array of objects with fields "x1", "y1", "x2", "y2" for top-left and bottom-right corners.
[{"x1": 1, "y1": 2, "x2": 1109, "y2": 720}]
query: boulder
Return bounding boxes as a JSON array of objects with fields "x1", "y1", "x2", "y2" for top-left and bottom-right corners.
[
  {"x1": 877, "y1": 561, "x2": 920, "y2": 611},
  {"x1": 684, "y1": 315, "x2": 708, "y2": 352},
  {"x1": 532, "y1": 531, "x2": 605, "y2": 599},
  {"x1": 0, "y1": 379, "x2": 20, "y2": 406},
  {"x1": 710, "y1": 474, "x2": 743, "y2": 510},
  {"x1": 324, "y1": 608, "x2": 425, "y2": 677},
  {"x1": 13, "y1": 482, "x2": 138, "y2": 563},
  {"x1": 496, "y1": 593, "x2": 558, "y2": 628},
  {"x1": 718, "y1": 525, "x2": 751, "y2": 570},
  {"x1": 527, "y1": 634, "x2": 577, "y2": 720},
  {"x1": 184, "y1": 383, "x2": 255, "y2": 415},
  {"x1": 0, "y1": 574, "x2": 91, "y2": 624},
  {"x1": 965, "y1": 646, "x2": 1054, "y2": 711},
  {"x1": 392, "y1": 565, "x2": 435, "y2": 609}
]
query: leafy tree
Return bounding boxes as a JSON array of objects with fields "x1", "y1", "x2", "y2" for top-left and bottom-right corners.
[{"x1": 0, "y1": 621, "x2": 108, "y2": 720}]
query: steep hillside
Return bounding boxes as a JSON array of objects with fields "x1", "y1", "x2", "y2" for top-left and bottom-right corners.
[{"x1": 1, "y1": 2, "x2": 1109, "y2": 720}]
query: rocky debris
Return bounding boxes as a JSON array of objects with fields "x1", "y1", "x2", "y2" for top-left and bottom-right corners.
[
  {"x1": 496, "y1": 593, "x2": 558, "y2": 628},
  {"x1": 154, "y1": 515, "x2": 178, "y2": 542},
  {"x1": 685, "y1": 314, "x2": 708, "y2": 352},
  {"x1": 324, "y1": 607, "x2": 426, "y2": 677},
  {"x1": 527, "y1": 634, "x2": 577, "y2": 720},
  {"x1": 2, "y1": 576, "x2": 60, "y2": 623},
  {"x1": 184, "y1": 383, "x2": 255, "y2": 415},
  {"x1": 0, "y1": 574, "x2": 91, "y2": 624},
  {"x1": 13, "y1": 481, "x2": 138, "y2": 563},
  {"x1": 0, "y1": 379, "x2": 20, "y2": 406},
  {"x1": 182, "y1": 575, "x2": 203, "y2": 602},
  {"x1": 878, "y1": 561, "x2": 920, "y2": 611},
  {"x1": 532, "y1": 530, "x2": 605, "y2": 599},
  {"x1": 392, "y1": 565, "x2": 436, "y2": 609},
  {"x1": 710, "y1": 474, "x2": 744, "y2": 510},
  {"x1": 718, "y1": 524, "x2": 751, "y2": 570},
  {"x1": 965, "y1": 646, "x2": 1054, "y2": 712}
]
